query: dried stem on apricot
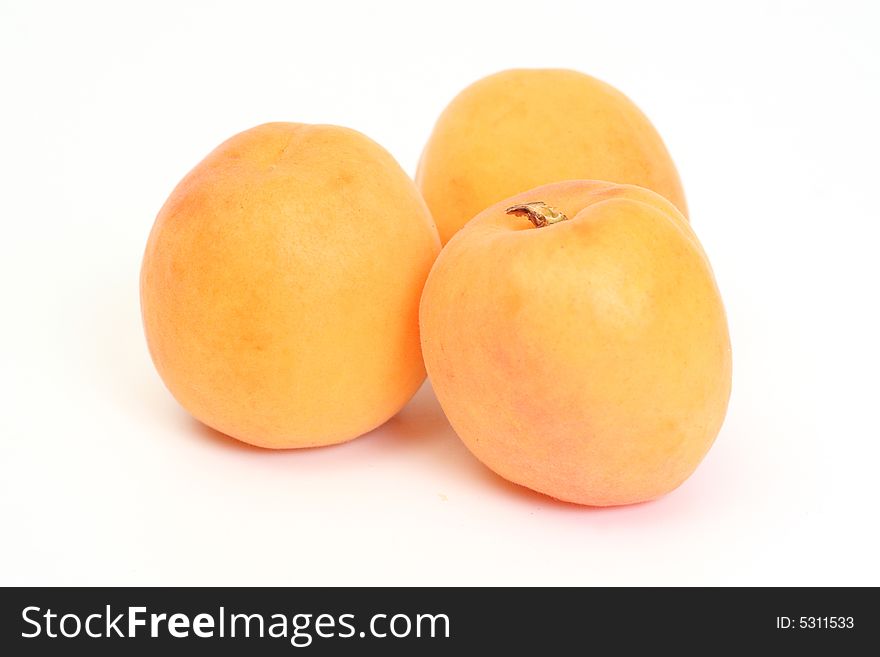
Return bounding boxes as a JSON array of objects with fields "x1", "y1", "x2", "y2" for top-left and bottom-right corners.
[{"x1": 506, "y1": 201, "x2": 569, "y2": 228}]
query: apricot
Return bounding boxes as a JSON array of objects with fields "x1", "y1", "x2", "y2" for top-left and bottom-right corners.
[
  {"x1": 141, "y1": 123, "x2": 440, "y2": 448},
  {"x1": 417, "y1": 68, "x2": 687, "y2": 244},
  {"x1": 419, "y1": 180, "x2": 731, "y2": 506}
]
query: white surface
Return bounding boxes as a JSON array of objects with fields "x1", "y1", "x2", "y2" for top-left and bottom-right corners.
[{"x1": 2, "y1": 0, "x2": 879, "y2": 586}]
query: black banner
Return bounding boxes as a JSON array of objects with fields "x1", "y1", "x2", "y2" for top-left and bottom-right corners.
[{"x1": 0, "y1": 587, "x2": 873, "y2": 654}]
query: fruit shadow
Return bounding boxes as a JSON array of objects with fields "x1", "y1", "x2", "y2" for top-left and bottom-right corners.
[
  {"x1": 373, "y1": 385, "x2": 658, "y2": 513},
  {"x1": 189, "y1": 381, "x2": 629, "y2": 512}
]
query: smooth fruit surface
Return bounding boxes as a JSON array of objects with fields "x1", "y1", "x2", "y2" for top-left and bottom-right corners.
[
  {"x1": 141, "y1": 122, "x2": 440, "y2": 448},
  {"x1": 417, "y1": 68, "x2": 687, "y2": 244},
  {"x1": 420, "y1": 180, "x2": 730, "y2": 506}
]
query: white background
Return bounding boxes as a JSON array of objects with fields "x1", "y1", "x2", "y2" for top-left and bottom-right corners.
[{"x1": 2, "y1": 0, "x2": 878, "y2": 586}]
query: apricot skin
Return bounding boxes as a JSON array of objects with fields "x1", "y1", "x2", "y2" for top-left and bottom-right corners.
[
  {"x1": 417, "y1": 68, "x2": 687, "y2": 244},
  {"x1": 141, "y1": 123, "x2": 440, "y2": 448},
  {"x1": 419, "y1": 180, "x2": 731, "y2": 506}
]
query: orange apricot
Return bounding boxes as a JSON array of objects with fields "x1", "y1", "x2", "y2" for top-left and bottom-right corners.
[
  {"x1": 417, "y1": 68, "x2": 687, "y2": 244},
  {"x1": 141, "y1": 123, "x2": 440, "y2": 448},
  {"x1": 419, "y1": 180, "x2": 731, "y2": 506}
]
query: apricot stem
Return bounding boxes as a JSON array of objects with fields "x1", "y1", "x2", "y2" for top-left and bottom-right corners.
[{"x1": 506, "y1": 201, "x2": 568, "y2": 228}]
